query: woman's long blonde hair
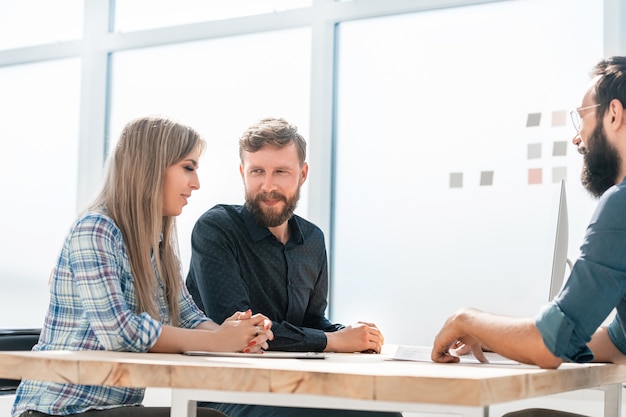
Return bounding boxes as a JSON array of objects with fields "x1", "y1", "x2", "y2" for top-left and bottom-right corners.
[{"x1": 90, "y1": 115, "x2": 205, "y2": 325}]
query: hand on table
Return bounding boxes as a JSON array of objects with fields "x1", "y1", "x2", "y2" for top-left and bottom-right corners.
[
  {"x1": 219, "y1": 309, "x2": 274, "y2": 353},
  {"x1": 431, "y1": 309, "x2": 488, "y2": 364},
  {"x1": 325, "y1": 321, "x2": 385, "y2": 353}
]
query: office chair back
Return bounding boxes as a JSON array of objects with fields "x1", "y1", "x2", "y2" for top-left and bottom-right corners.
[{"x1": 0, "y1": 328, "x2": 41, "y2": 395}]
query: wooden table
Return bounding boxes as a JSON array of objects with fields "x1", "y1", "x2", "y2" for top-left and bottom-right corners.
[{"x1": 0, "y1": 347, "x2": 625, "y2": 417}]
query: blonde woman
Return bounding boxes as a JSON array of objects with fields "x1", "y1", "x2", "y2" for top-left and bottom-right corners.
[{"x1": 12, "y1": 115, "x2": 272, "y2": 417}]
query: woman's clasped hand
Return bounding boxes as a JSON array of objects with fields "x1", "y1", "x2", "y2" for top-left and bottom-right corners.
[{"x1": 221, "y1": 309, "x2": 274, "y2": 353}]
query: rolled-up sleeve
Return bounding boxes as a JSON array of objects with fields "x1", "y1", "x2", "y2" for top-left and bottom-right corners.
[
  {"x1": 608, "y1": 315, "x2": 626, "y2": 355},
  {"x1": 535, "y1": 302, "x2": 593, "y2": 362}
]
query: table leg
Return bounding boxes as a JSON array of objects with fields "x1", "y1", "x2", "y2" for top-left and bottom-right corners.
[
  {"x1": 601, "y1": 383, "x2": 622, "y2": 417},
  {"x1": 171, "y1": 389, "x2": 196, "y2": 417}
]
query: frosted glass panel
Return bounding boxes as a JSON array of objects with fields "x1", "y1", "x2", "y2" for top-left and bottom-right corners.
[
  {"x1": 0, "y1": 59, "x2": 81, "y2": 327},
  {"x1": 115, "y1": 0, "x2": 311, "y2": 32},
  {"x1": 333, "y1": 0, "x2": 602, "y2": 346},
  {"x1": 109, "y1": 28, "x2": 311, "y2": 274},
  {"x1": 0, "y1": 0, "x2": 83, "y2": 50}
]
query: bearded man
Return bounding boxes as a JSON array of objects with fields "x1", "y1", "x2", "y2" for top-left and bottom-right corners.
[
  {"x1": 432, "y1": 56, "x2": 626, "y2": 373},
  {"x1": 186, "y1": 117, "x2": 402, "y2": 417}
]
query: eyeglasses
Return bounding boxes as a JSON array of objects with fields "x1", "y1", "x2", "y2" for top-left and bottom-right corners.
[{"x1": 569, "y1": 104, "x2": 600, "y2": 132}]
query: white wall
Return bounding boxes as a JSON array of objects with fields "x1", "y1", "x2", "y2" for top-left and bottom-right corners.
[{"x1": 332, "y1": 0, "x2": 602, "y2": 346}]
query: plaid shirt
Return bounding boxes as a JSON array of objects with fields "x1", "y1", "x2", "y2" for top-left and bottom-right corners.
[{"x1": 12, "y1": 210, "x2": 208, "y2": 416}]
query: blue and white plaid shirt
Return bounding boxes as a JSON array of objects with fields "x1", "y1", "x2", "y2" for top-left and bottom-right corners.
[{"x1": 12, "y1": 210, "x2": 209, "y2": 416}]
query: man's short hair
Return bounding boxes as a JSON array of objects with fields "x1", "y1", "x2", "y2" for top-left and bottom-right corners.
[{"x1": 239, "y1": 117, "x2": 307, "y2": 165}]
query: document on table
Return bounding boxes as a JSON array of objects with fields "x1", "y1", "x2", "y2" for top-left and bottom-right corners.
[
  {"x1": 183, "y1": 351, "x2": 326, "y2": 359},
  {"x1": 392, "y1": 345, "x2": 520, "y2": 365}
]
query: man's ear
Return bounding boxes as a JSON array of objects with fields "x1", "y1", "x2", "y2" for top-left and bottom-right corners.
[
  {"x1": 608, "y1": 98, "x2": 625, "y2": 131},
  {"x1": 239, "y1": 164, "x2": 244, "y2": 178},
  {"x1": 300, "y1": 162, "x2": 309, "y2": 185}
]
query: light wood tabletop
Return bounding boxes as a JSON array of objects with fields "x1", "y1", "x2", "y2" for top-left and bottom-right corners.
[{"x1": 0, "y1": 347, "x2": 625, "y2": 416}]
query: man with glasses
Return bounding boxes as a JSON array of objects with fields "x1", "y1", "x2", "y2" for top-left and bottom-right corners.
[{"x1": 431, "y1": 56, "x2": 626, "y2": 415}]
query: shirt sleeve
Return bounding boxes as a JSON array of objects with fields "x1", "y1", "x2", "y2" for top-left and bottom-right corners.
[
  {"x1": 272, "y1": 251, "x2": 342, "y2": 351},
  {"x1": 535, "y1": 185, "x2": 626, "y2": 362},
  {"x1": 187, "y1": 213, "x2": 251, "y2": 323},
  {"x1": 178, "y1": 280, "x2": 212, "y2": 330},
  {"x1": 535, "y1": 301, "x2": 594, "y2": 362},
  {"x1": 66, "y1": 214, "x2": 162, "y2": 352},
  {"x1": 608, "y1": 314, "x2": 626, "y2": 355},
  {"x1": 300, "y1": 249, "x2": 345, "y2": 332}
]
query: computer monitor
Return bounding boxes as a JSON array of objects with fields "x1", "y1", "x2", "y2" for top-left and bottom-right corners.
[{"x1": 548, "y1": 180, "x2": 571, "y2": 300}]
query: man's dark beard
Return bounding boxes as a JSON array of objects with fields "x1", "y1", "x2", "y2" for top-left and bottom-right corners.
[
  {"x1": 580, "y1": 122, "x2": 621, "y2": 198},
  {"x1": 246, "y1": 188, "x2": 300, "y2": 228}
]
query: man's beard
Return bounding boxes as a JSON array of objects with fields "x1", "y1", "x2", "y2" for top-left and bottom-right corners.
[
  {"x1": 580, "y1": 122, "x2": 621, "y2": 198},
  {"x1": 245, "y1": 188, "x2": 300, "y2": 228}
]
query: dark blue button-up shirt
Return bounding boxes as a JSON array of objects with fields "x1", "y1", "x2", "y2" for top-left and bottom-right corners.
[{"x1": 186, "y1": 204, "x2": 343, "y2": 351}]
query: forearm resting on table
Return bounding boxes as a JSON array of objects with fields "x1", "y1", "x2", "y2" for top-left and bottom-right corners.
[
  {"x1": 324, "y1": 331, "x2": 342, "y2": 352},
  {"x1": 439, "y1": 308, "x2": 562, "y2": 368},
  {"x1": 149, "y1": 324, "x2": 217, "y2": 353}
]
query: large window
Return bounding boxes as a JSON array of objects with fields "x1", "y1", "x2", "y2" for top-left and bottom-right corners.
[
  {"x1": 114, "y1": 0, "x2": 311, "y2": 32},
  {"x1": 332, "y1": 0, "x2": 603, "y2": 345},
  {"x1": 0, "y1": 59, "x2": 81, "y2": 327},
  {"x1": 0, "y1": 0, "x2": 83, "y2": 50}
]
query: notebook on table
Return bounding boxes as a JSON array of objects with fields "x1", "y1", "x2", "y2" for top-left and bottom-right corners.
[{"x1": 391, "y1": 344, "x2": 519, "y2": 365}]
